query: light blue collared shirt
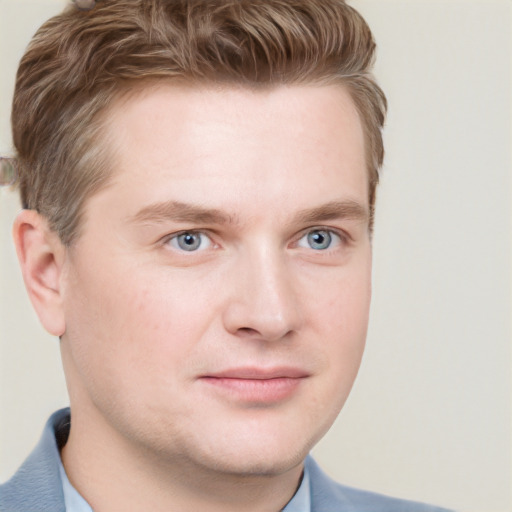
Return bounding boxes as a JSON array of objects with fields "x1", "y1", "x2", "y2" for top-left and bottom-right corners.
[
  {"x1": 58, "y1": 463, "x2": 93, "y2": 512},
  {"x1": 282, "y1": 466, "x2": 311, "y2": 512},
  {"x1": 59, "y1": 457, "x2": 311, "y2": 512}
]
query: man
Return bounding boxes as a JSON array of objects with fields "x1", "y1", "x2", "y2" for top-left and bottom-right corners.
[{"x1": 0, "y1": 0, "x2": 453, "y2": 510}]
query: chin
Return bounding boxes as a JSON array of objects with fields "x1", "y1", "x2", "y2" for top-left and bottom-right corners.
[
  {"x1": 184, "y1": 425, "x2": 318, "y2": 478},
  {"x1": 202, "y1": 447, "x2": 307, "y2": 478}
]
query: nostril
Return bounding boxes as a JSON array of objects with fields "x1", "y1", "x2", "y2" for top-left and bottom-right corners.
[{"x1": 237, "y1": 327, "x2": 260, "y2": 337}]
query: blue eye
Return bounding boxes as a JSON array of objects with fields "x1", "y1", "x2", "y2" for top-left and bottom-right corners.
[
  {"x1": 298, "y1": 229, "x2": 340, "y2": 250},
  {"x1": 168, "y1": 232, "x2": 212, "y2": 252}
]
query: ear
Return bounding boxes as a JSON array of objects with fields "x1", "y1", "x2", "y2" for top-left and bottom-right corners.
[{"x1": 13, "y1": 210, "x2": 66, "y2": 337}]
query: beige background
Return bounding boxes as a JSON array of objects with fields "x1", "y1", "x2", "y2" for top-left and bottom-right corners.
[{"x1": 1, "y1": 1, "x2": 510, "y2": 511}]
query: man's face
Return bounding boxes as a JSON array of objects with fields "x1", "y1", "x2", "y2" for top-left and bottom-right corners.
[{"x1": 60, "y1": 84, "x2": 371, "y2": 476}]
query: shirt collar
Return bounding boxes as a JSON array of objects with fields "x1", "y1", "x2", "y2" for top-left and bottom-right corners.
[
  {"x1": 282, "y1": 463, "x2": 311, "y2": 512},
  {"x1": 58, "y1": 448, "x2": 311, "y2": 512},
  {"x1": 58, "y1": 460, "x2": 93, "y2": 512}
]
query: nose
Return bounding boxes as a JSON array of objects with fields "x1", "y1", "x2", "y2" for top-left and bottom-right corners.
[{"x1": 222, "y1": 247, "x2": 303, "y2": 342}]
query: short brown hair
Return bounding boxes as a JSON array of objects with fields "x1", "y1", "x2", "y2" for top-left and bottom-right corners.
[{"x1": 12, "y1": 0, "x2": 387, "y2": 245}]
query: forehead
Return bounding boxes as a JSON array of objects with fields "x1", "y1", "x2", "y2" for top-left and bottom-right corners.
[
  {"x1": 111, "y1": 81, "x2": 365, "y2": 151},
  {"x1": 88, "y1": 83, "x2": 368, "y2": 224}
]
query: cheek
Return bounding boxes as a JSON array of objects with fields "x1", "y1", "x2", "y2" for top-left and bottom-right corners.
[
  {"x1": 308, "y1": 259, "x2": 371, "y2": 335},
  {"x1": 61, "y1": 268, "x2": 205, "y2": 417},
  {"x1": 306, "y1": 261, "x2": 371, "y2": 383},
  {"x1": 76, "y1": 271, "x2": 219, "y2": 377},
  {"x1": 298, "y1": 267, "x2": 371, "y2": 444}
]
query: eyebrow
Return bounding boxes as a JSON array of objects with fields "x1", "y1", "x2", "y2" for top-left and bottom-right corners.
[
  {"x1": 128, "y1": 199, "x2": 369, "y2": 227},
  {"x1": 292, "y1": 200, "x2": 369, "y2": 225},
  {"x1": 129, "y1": 200, "x2": 236, "y2": 225}
]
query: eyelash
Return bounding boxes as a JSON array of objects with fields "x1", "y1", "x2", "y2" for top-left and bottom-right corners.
[
  {"x1": 164, "y1": 230, "x2": 215, "y2": 252},
  {"x1": 162, "y1": 226, "x2": 350, "y2": 254},
  {"x1": 294, "y1": 227, "x2": 350, "y2": 251}
]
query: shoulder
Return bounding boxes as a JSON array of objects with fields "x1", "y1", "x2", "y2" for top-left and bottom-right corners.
[
  {"x1": 306, "y1": 456, "x2": 454, "y2": 512},
  {"x1": 0, "y1": 409, "x2": 69, "y2": 512}
]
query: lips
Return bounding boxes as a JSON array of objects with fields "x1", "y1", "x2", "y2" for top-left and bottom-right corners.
[
  {"x1": 199, "y1": 367, "x2": 309, "y2": 403},
  {"x1": 207, "y1": 367, "x2": 309, "y2": 380}
]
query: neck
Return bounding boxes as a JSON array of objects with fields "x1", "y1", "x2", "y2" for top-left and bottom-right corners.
[{"x1": 60, "y1": 407, "x2": 304, "y2": 512}]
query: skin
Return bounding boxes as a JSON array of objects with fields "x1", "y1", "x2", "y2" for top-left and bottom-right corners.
[{"x1": 14, "y1": 84, "x2": 372, "y2": 511}]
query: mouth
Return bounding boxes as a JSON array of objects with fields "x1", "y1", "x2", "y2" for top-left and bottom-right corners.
[{"x1": 199, "y1": 367, "x2": 309, "y2": 404}]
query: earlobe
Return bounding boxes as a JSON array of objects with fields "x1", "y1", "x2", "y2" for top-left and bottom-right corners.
[{"x1": 12, "y1": 210, "x2": 66, "y2": 337}]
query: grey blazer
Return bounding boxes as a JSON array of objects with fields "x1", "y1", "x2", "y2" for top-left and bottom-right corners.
[{"x1": 0, "y1": 409, "x2": 453, "y2": 512}]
